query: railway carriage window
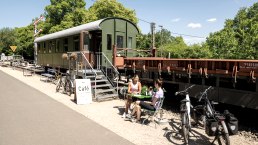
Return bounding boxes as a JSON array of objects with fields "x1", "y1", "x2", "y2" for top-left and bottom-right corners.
[
  {"x1": 49, "y1": 41, "x2": 52, "y2": 53},
  {"x1": 64, "y1": 38, "x2": 68, "y2": 52},
  {"x1": 84, "y1": 33, "x2": 90, "y2": 51},
  {"x1": 117, "y1": 35, "x2": 123, "y2": 48},
  {"x1": 74, "y1": 36, "x2": 79, "y2": 51},
  {"x1": 107, "y1": 34, "x2": 112, "y2": 50},
  {"x1": 37, "y1": 43, "x2": 41, "y2": 53},
  {"x1": 56, "y1": 40, "x2": 60, "y2": 52},
  {"x1": 52, "y1": 41, "x2": 56, "y2": 53},
  {"x1": 128, "y1": 37, "x2": 132, "y2": 48},
  {"x1": 43, "y1": 42, "x2": 46, "y2": 53}
]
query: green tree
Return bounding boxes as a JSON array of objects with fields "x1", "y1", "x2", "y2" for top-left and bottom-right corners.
[
  {"x1": 163, "y1": 36, "x2": 188, "y2": 58},
  {"x1": 44, "y1": 0, "x2": 88, "y2": 33},
  {"x1": 0, "y1": 27, "x2": 17, "y2": 55},
  {"x1": 136, "y1": 33, "x2": 151, "y2": 50},
  {"x1": 15, "y1": 24, "x2": 35, "y2": 59},
  {"x1": 88, "y1": 0, "x2": 138, "y2": 24},
  {"x1": 155, "y1": 29, "x2": 175, "y2": 57},
  {"x1": 207, "y1": 20, "x2": 238, "y2": 59},
  {"x1": 207, "y1": 2, "x2": 258, "y2": 59},
  {"x1": 136, "y1": 29, "x2": 175, "y2": 51},
  {"x1": 183, "y1": 43, "x2": 212, "y2": 58}
]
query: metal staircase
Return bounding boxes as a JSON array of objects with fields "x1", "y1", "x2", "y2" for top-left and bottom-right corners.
[{"x1": 68, "y1": 51, "x2": 119, "y2": 101}]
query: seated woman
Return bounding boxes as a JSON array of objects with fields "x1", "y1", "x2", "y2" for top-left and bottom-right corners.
[
  {"x1": 123, "y1": 75, "x2": 142, "y2": 117},
  {"x1": 126, "y1": 78, "x2": 164, "y2": 123}
]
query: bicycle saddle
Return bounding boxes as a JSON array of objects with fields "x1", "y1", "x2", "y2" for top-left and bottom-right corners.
[
  {"x1": 211, "y1": 101, "x2": 219, "y2": 105},
  {"x1": 181, "y1": 99, "x2": 190, "y2": 103}
]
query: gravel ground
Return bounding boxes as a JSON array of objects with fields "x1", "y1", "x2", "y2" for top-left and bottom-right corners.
[{"x1": 1, "y1": 66, "x2": 258, "y2": 145}]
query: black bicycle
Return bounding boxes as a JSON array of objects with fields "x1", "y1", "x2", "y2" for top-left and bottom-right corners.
[
  {"x1": 56, "y1": 75, "x2": 65, "y2": 92},
  {"x1": 194, "y1": 86, "x2": 230, "y2": 145},
  {"x1": 56, "y1": 72, "x2": 74, "y2": 96}
]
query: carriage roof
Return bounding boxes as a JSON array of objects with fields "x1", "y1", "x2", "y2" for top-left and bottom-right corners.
[{"x1": 34, "y1": 17, "x2": 139, "y2": 43}]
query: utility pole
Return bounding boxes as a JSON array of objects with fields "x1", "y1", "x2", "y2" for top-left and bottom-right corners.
[
  {"x1": 150, "y1": 22, "x2": 156, "y2": 57},
  {"x1": 159, "y1": 25, "x2": 163, "y2": 57}
]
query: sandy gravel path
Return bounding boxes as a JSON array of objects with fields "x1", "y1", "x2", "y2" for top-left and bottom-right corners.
[{"x1": 1, "y1": 66, "x2": 257, "y2": 145}]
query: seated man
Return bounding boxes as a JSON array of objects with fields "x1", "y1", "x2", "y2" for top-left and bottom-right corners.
[
  {"x1": 126, "y1": 78, "x2": 164, "y2": 123},
  {"x1": 123, "y1": 75, "x2": 142, "y2": 117}
]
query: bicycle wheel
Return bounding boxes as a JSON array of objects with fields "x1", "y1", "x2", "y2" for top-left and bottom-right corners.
[
  {"x1": 193, "y1": 112, "x2": 205, "y2": 127},
  {"x1": 65, "y1": 80, "x2": 72, "y2": 96},
  {"x1": 56, "y1": 78, "x2": 61, "y2": 92},
  {"x1": 218, "y1": 121, "x2": 230, "y2": 145},
  {"x1": 181, "y1": 111, "x2": 190, "y2": 144}
]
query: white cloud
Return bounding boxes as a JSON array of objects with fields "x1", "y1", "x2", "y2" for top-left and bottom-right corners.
[
  {"x1": 187, "y1": 23, "x2": 202, "y2": 28},
  {"x1": 183, "y1": 37, "x2": 206, "y2": 45},
  {"x1": 171, "y1": 18, "x2": 180, "y2": 22},
  {"x1": 207, "y1": 18, "x2": 217, "y2": 22}
]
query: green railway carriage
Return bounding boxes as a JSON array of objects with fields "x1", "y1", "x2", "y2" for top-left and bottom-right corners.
[{"x1": 34, "y1": 17, "x2": 139, "y2": 68}]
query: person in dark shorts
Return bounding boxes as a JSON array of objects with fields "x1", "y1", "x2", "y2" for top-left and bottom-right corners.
[{"x1": 126, "y1": 79, "x2": 164, "y2": 122}]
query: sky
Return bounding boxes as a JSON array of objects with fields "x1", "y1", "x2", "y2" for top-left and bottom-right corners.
[{"x1": 0, "y1": 0, "x2": 257, "y2": 44}]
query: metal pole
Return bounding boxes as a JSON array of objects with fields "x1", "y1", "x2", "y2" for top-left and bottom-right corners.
[
  {"x1": 151, "y1": 22, "x2": 156, "y2": 57},
  {"x1": 159, "y1": 25, "x2": 163, "y2": 57}
]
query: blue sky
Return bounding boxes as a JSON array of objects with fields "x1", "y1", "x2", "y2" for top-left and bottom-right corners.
[{"x1": 0, "y1": 0, "x2": 257, "y2": 44}]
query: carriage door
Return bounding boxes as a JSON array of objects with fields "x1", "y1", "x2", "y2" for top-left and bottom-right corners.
[{"x1": 81, "y1": 31, "x2": 94, "y2": 67}]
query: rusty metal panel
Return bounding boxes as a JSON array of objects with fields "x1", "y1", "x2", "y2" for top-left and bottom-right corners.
[
  {"x1": 218, "y1": 88, "x2": 254, "y2": 108},
  {"x1": 246, "y1": 93, "x2": 258, "y2": 109},
  {"x1": 123, "y1": 57, "x2": 258, "y2": 77}
]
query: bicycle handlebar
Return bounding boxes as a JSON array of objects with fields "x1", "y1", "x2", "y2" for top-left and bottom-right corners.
[
  {"x1": 198, "y1": 86, "x2": 213, "y2": 102},
  {"x1": 175, "y1": 84, "x2": 195, "y2": 96}
]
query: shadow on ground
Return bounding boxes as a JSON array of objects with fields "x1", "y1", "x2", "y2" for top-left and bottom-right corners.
[{"x1": 163, "y1": 118, "x2": 211, "y2": 145}]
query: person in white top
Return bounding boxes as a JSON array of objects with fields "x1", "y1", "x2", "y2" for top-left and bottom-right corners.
[
  {"x1": 126, "y1": 79, "x2": 164, "y2": 123},
  {"x1": 124, "y1": 75, "x2": 142, "y2": 116}
]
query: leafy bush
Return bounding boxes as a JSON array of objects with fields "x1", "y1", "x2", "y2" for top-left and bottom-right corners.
[{"x1": 141, "y1": 85, "x2": 148, "y2": 95}]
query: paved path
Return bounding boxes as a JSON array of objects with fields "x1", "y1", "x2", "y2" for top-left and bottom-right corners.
[{"x1": 0, "y1": 70, "x2": 133, "y2": 145}]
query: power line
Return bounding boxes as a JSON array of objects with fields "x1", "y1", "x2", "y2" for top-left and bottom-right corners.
[
  {"x1": 171, "y1": 32, "x2": 205, "y2": 38},
  {"x1": 138, "y1": 18, "x2": 205, "y2": 38},
  {"x1": 138, "y1": 18, "x2": 151, "y2": 24}
]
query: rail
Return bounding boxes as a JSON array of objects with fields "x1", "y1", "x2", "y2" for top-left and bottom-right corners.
[
  {"x1": 96, "y1": 52, "x2": 119, "y2": 94},
  {"x1": 116, "y1": 48, "x2": 152, "y2": 57}
]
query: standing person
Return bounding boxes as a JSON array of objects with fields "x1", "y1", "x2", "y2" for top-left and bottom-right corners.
[
  {"x1": 126, "y1": 79, "x2": 164, "y2": 123},
  {"x1": 122, "y1": 75, "x2": 142, "y2": 118}
]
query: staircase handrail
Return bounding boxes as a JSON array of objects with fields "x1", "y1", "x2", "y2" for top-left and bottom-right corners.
[
  {"x1": 79, "y1": 51, "x2": 97, "y2": 99},
  {"x1": 96, "y1": 52, "x2": 119, "y2": 96},
  {"x1": 80, "y1": 51, "x2": 97, "y2": 76},
  {"x1": 96, "y1": 52, "x2": 119, "y2": 75}
]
